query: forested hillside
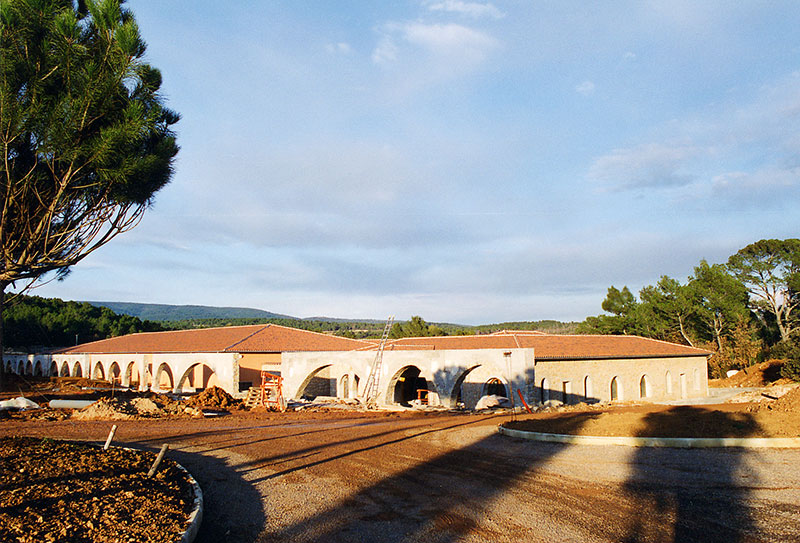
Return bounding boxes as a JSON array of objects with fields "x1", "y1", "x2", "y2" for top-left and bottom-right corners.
[
  {"x1": 87, "y1": 301, "x2": 293, "y2": 321},
  {"x1": 4, "y1": 296, "x2": 163, "y2": 351}
]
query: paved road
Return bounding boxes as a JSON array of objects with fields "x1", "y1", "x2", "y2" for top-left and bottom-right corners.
[{"x1": 6, "y1": 412, "x2": 800, "y2": 542}]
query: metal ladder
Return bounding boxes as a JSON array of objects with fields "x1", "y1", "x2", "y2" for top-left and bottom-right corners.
[{"x1": 362, "y1": 316, "x2": 394, "y2": 407}]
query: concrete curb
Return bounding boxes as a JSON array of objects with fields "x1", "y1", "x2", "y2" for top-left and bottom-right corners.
[
  {"x1": 498, "y1": 425, "x2": 800, "y2": 449},
  {"x1": 175, "y1": 462, "x2": 203, "y2": 543}
]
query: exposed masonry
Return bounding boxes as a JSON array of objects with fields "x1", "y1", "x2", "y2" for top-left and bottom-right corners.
[{"x1": 2, "y1": 328, "x2": 711, "y2": 408}]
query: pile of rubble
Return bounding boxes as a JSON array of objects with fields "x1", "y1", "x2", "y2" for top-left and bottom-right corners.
[
  {"x1": 184, "y1": 386, "x2": 238, "y2": 409},
  {"x1": 72, "y1": 396, "x2": 202, "y2": 420},
  {"x1": 748, "y1": 384, "x2": 800, "y2": 412}
]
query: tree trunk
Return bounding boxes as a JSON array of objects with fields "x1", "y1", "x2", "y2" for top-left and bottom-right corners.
[
  {"x1": 0, "y1": 282, "x2": 5, "y2": 390},
  {"x1": 776, "y1": 315, "x2": 789, "y2": 344},
  {"x1": 678, "y1": 315, "x2": 695, "y2": 347},
  {"x1": 714, "y1": 316, "x2": 724, "y2": 352}
]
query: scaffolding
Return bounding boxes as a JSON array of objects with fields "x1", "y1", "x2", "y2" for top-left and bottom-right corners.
[{"x1": 244, "y1": 368, "x2": 285, "y2": 411}]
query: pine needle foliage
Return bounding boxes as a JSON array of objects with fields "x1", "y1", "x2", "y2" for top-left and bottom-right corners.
[
  {"x1": 0, "y1": 0, "x2": 178, "y2": 382},
  {"x1": 0, "y1": 0, "x2": 178, "y2": 286}
]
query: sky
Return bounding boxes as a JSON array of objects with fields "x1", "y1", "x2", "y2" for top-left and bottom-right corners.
[{"x1": 28, "y1": 1, "x2": 800, "y2": 324}]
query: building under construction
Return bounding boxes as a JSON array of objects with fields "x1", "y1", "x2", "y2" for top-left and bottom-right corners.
[{"x1": 3, "y1": 324, "x2": 711, "y2": 407}]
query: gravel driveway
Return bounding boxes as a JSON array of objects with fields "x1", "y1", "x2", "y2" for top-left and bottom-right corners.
[{"x1": 6, "y1": 411, "x2": 800, "y2": 542}]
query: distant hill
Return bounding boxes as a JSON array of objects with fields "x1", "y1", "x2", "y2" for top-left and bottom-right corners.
[
  {"x1": 86, "y1": 301, "x2": 296, "y2": 322},
  {"x1": 303, "y1": 316, "x2": 387, "y2": 324}
]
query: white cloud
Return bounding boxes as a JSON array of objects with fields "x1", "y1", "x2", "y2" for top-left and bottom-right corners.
[
  {"x1": 376, "y1": 21, "x2": 497, "y2": 61},
  {"x1": 575, "y1": 80, "x2": 595, "y2": 96},
  {"x1": 371, "y1": 35, "x2": 398, "y2": 64},
  {"x1": 370, "y1": 21, "x2": 498, "y2": 94},
  {"x1": 588, "y1": 143, "x2": 700, "y2": 191},
  {"x1": 404, "y1": 21, "x2": 497, "y2": 59},
  {"x1": 426, "y1": 1, "x2": 505, "y2": 20},
  {"x1": 712, "y1": 167, "x2": 800, "y2": 205},
  {"x1": 325, "y1": 42, "x2": 352, "y2": 55}
]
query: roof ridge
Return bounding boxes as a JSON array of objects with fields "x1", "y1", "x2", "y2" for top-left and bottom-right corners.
[
  {"x1": 223, "y1": 324, "x2": 272, "y2": 351},
  {"x1": 108, "y1": 323, "x2": 266, "y2": 339},
  {"x1": 271, "y1": 322, "x2": 374, "y2": 344}
]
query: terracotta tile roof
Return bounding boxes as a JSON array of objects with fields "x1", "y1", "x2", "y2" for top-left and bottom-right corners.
[
  {"x1": 383, "y1": 333, "x2": 710, "y2": 360},
  {"x1": 487, "y1": 329, "x2": 547, "y2": 336},
  {"x1": 230, "y1": 325, "x2": 372, "y2": 353},
  {"x1": 55, "y1": 325, "x2": 709, "y2": 360},
  {"x1": 56, "y1": 324, "x2": 371, "y2": 354}
]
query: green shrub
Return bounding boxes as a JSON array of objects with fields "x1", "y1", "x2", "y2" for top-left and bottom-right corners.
[{"x1": 781, "y1": 358, "x2": 800, "y2": 382}]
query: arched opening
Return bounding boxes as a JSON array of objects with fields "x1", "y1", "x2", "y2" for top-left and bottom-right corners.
[
  {"x1": 73, "y1": 362, "x2": 83, "y2": 378},
  {"x1": 693, "y1": 368, "x2": 701, "y2": 390},
  {"x1": 639, "y1": 375, "x2": 651, "y2": 398},
  {"x1": 483, "y1": 377, "x2": 508, "y2": 397},
  {"x1": 60, "y1": 362, "x2": 70, "y2": 377},
  {"x1": 4, "y1": 361, "x2": 10, "y2": 373},
  {"x1": 177, "y1": 363, "x2": 220, "y2": 393},
  {"x1": 109, "y1": 362, "x2": 121, "y2": 385},
  {"x1": 610, "y1": 376, "x2": 621, "y2": 401},
  {"x1": 340, "y1": 374, "x2": 350, "y2": 399},
  {"x1": 540, "y1": 377, "x2": 550, "y2": 403},
  {"x1": 387, "y1": 365, "x2": 429, "y2": 406},
  {"x1": 125, "y1": 362, "x2": 140, "y2": 388},
  {"x1": 584, "y1": 375, "x2": 593, "y2": 400},
  {"x1": 155, "y1": 363, "x2": 174, "y2": 391},
  {"x1": 25, "y1": 361, "x2": 33, "y2": 376},
  {"x1": 49, "y1": 361, "x2": 58, "y2": 377},
  {"x1": 450, "y1": 364, "x2": 488, "y2": 408},
  {"x1": 93, "y1": 362, "x2": 105, "y2": 381},
  {"x1": 293, "y1": 365, "x2": 334, "y2": 399},
  {"x1": 665, "y1": 371, "x2": 673, "y2": 395},
  {"x1": 33, "y1": 361, "x2": 43, "y2": 377},
  {"x1": 679, "y1": 373, "x2": 688, "y2": 398}
]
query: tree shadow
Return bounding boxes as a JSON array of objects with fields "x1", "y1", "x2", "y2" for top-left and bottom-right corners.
[
  {"x1": 135, "y1": 445, "x2": 266, "y2": 543},
  {"x1": 254, "y1": 414, "x2": 591, "y2": 543},
  {"x1": 622, "y1": 407, "x2": 762, "y2": 543}
]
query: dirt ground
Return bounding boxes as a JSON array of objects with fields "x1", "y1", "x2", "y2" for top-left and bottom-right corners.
[
  {"x1": 505, "y1": 394, "x2": 800, "y2": 438},
  {"x1": 0, "y1": 436, "x2": 194, "y2": 543},
  {"x1": 4, "y1": 396, "x2": 800, "y2": 543},
  {"x1": 709, "y1": 359, "x2": 790, "y2": 388}
]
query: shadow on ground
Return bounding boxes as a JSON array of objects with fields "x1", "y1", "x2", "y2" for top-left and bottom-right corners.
[
  {"x1": 253, "y1": 414, "x2": 590, "y2": 543},
  {"x1": 136, "y1": 445, "x2": 265, "y2": 543},
  {"x1": 622, "y1": 408, "x2": 762, "y2": 543}
]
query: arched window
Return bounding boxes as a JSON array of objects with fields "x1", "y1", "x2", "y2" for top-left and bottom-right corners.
[
  {"x1": 665, "y1": 371, "x2": 673, "y2": 395},
  {"x1": 540, "y1": 378, "x2": 550, "y2": 403},
  {"x1": 610, "y1": 376, "x2": 621, "y2": 401},
  {"x1": 639, "y1": 375, "x2": 651, "y2": 398}
]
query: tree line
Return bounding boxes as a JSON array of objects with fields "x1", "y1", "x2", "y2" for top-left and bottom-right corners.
[
  {"x1": 3, "y1": 295, "x2": 163, "y2": 351},
  {"x1": 578, "y1": 239, "x2": 800, "y2": 379}
]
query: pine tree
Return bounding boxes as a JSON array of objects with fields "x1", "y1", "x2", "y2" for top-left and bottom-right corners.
[{"x1": 0, "y1": 0, "x2": 178, "y2": 387}]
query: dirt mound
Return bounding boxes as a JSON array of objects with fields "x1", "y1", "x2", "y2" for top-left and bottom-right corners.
[
  {"x1": 185, "y1": 386, "x2": 237, "y2": 409},
  {"x1": 73, "y1": 397, "x2": 165, "y2": 420},
  {"x1": 709, "y1": 360, "x2": 786, "y2": 388},
  {"x1": 750, "y1": 385, "x2": 800, "y2": 413}
]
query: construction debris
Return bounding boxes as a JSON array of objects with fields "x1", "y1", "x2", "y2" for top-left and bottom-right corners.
[
  {"x1": 475, "y1": 394, "x2": 510, "y2": 410},
  {"x1": 0, "y1": 397, "x2": 40, "y2": 411},
  {"x1": 184, "y1": 386, "x2": 238, "y2": 409}
]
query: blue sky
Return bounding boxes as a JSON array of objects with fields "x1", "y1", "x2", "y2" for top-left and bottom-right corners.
[{"x1": 31, "y1": 1, "x2": 800, "y2": 324}]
